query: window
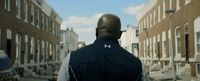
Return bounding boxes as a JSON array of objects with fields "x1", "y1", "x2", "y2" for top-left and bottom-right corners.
[
  {"x1": 16, "y1": 0, "x2": 21, "y2": 18},
  {"x1": 144, "y1": 17, "x2": 146, "y2": 28},
  {"x1": 46, "y1": 17, "x2": 49, "y2": 31},
  {"x1": 175, "y1": 27, "x2": 181, "y2": 54},
  {"x1": 30, "y1": 37, "x2": 35, "y2": 62},
  {"x1": 163, "y1": 0, "x2": 166, "y2": 18},
  {"x1": 41, "y1": 40, "x2": 45, "y2": 62},
  {"x1": 0, "y1": 28, "x2": 1, "y2": 48},
  {"x1": 176, "y1": 0, "x2": 180, "y2": 11},
  {"x1": 136, "y1": 29, "x2": 139, "y2": 37},
  {"x1": 15, "y1": 34, "x2": 22, "y2": 64},
  {"x1": 45, "y1": 41, "x2": 48, "y2": 62},
  {"x1": 162, "y1": 31, "x2": 166, "y2": 58},
  {"x1": 24, "y1": 0, "x2": 28, "y2": 22},
  {"x1": 170, "y1": 0, "x2": 173, "y2": 9},
  {"x1": 184, "y1": 23, "x2": 189, "y2": 34},
  {"x1": 197, "y1": 64, "x2": 200, "y2": 74},
  {"x1": 158, "y1": 5, "x2": 161, "y2": 22},
  {"x1": 154, "y1": 10, "x2": 156, "y2": 25},
  {"x1": 147, "y1": 16, "x2": 149, "y2": 28},
  {"x1": 197, "y1": 32, "x2": 200, "y2": 53},
  {"x1": 150, "y1": 13, "x2": 152, "y2": 27},
  {"x1": 42, "y1": 14, "x2": 45, "y2": 30},
  {"x1": 31, "y1": 4, "x2": 34, "y2": 25},
  {"x1": 4, "y1": 0, "x2": 10, "y2": 11},
  {"x1": 35, "y1": 9, "x2": 39, "y2": 27},
  {"x1": 185, "y1": 0, "x2": 191, "y2": 5},
  {"x1": 53, "y1": 22, "x2": 55, "y2": 34}
]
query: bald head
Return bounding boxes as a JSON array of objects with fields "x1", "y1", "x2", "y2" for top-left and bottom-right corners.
[{"x1": 96, "y1": 14, "x2": 122, "y2": 39}]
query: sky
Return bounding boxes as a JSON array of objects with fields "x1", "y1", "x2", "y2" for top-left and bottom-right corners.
[{"x1": 47, "y1": 0, "x2": 148, "y2": 45}]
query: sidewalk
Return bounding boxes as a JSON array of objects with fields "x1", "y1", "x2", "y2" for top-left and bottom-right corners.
[
  {"x1": 20, "y1": 78, "x2": 48, "y2": 81},
  {"x1": 149, "y1": 71, "x2": 173, "y2": 81},
  {"x1": 20, "y1": 74, "x2": 52, "y2": 81}
]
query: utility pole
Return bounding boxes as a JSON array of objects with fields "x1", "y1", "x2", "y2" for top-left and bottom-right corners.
[{"x1": 166, "y1": 9, "x2": 176, "y2": 81}]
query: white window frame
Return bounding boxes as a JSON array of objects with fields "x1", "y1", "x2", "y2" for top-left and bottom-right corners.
[
  {"x1": 150, "y1": 13, "x2": 152, "y2": 27},
  {"x1": 194, "y1": 17, "x2": 200, "y2": 55},
  {"x1": 144, "y1": 41, "x2": 146, "y2": 58},
  {"x1": 154, "y1": 10, "x2": 156, "y2": 25},
  {"x1": 4, "y1": 0, "x2": 10, "y2": 12},
  {"x1": 31, "y1": 4, "x2": 35, "y2": 25},
  {"x1": 176, "y1": 0, "x2": 180, "y2": 11},
  {"x1": 185, "y1": 0, "x2": 191, "y2": 5},
  {"x1": 24, "y1": 35, "x2": 28, "y2": 64},
  {"x1": 153, "y1": 36, "x2": 156, "y2": 58},
  {"x1": 16, "y1": 0, "x2": 21, "y2": 19},
  {"x1": 0, "y1": 28, "x2": 1, "y2": 48},
  {"x1": 197, "y1": 64, "x2": 200, "y2": 77},
  {"x1": 150, "y1": 38, "x2": 152, "y2": 58},
  {"x1": 46, "y1": 17, "x2": 49, "y2": 32},
  {"x1": 15, "y1": 34, "x2": 22, "y2": 64},
  {"x1": 46, "y1": 41, "x2": 48, "y2": 62},
  {"x1": 42, "y1": 14, "x2": 45, "y2": 30},
  {"x1": 196, "y1": 32, "x2": 200, "y2": 54},
  {"x1": 163, "y1": 0, "x2": 166, "y2": 19},
  {"x1": 41, "y1": 40, "x2": 45, "y2": 63},
  {"x1": 36, "y1": 9, "x2": 39, "y2": 28},
  {"x1": 175, "y1": 26, "x2": 181, "y2": 56},
  {"x1": 184, "y1": 23, "x2": 189, "y2": 34},
  {"x1": 24, "y1": 0, "x2": 28, "y2": 23},
  {"x1": 162, "y1": 31, "x2": 166, "y2": 58},
  {"x1": 30, "y1": 37, "x2": 35, "y2": 63},
  {"x1": 158, "y1": 5, "x2": 161, "y2": 22},
  {"x1": 53, "y1": 22, "x2": 55, "y2": 34},
  {"x1": 170, "y1": 0, "x2": 173, "y2": 9},
  {"x1": 147, "y1": 16, "x2": 149, "y2": 28}
]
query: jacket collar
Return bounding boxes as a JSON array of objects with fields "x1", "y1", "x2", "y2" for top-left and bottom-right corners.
[{"x1": 93, "y1": 37, "x2": 119, "y2": 45}]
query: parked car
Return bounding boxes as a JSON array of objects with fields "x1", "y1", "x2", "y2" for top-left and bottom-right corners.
[{"x1": 0, "y1": 50, "x2": 18, "y2": 81}]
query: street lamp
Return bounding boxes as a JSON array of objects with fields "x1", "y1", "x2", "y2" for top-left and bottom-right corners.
[{"x1": 166, "y1": 9, "x2": 176, "y2": 81}]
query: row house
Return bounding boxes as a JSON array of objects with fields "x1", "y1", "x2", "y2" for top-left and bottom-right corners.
[
  {"x1": 60, "y1": 28, "x2": 78, "y2": 62},
  {"x1": 138, "y1": 0, "x2": 200, "y2": 79},
  {"x1": 0, "y1": 0, "x2": 62, "y2": 76},
  {"x1": 120, "y1": 25, "x2": 139, "y2": 57}
]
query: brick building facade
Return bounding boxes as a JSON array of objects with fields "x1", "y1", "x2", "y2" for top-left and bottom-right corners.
[
  {"x1": 139, "y1": 0, "x2": 200, "y2": 79},
  {"x1": 0, "y1": 0, "x2": 62, "y2": 76}
]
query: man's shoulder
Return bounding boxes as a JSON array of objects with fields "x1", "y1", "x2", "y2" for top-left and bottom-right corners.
[{"x1": 71, "y1": 44, "x2": 94, "y2": 55}]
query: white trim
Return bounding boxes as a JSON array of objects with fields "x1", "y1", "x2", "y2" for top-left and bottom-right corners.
[
  {"x1": 36, "y1": 9, "x2": 40, "y2": 28},
  {"x1": 0, "y1": 28, "x2": 1, "y2": 48},
  {"x1": 6, "y1": 29, "x2": 12, "y2": 39},
  {"x1": 197, "y1": 64, "x2": 200, "y2": 77},
  {"x1": 154, "y1": 10, "x2": 156, "y2": 25},
  {"x1": 175, "y1": 26, "x2": 181, "y2": 60},
  {"x1": 24, "y1": 0, "x2": 28, "y2": 23},
  {"x1": 16, "y1": 0, "x2": 21, "y2": 19},
  {"x1": 162, "y1": 0, "x2": 166, "y2": 19},
  {"x1": 184, "y1": 23, "x2": 189, "y2": 34},
  {"x1": 194, "y1": 16, "x2": 200, "y2": 55},
  {"x1": 176, "y1": 0, "x2": 180, "y2": 11},
  {"x1": 185, "y1": 0, "x2": 191, "y2": 5},
  {"x1": 158, "y1": 5, "x2": 161, "y2": 22},
  {"x1": 150, "y1": 13, "x2": 152, "y2": 27},
  {"x1": 4, "y1": 0, "x2": 11, "y2": 12},
  {"x1": 31, "y1": 4, "x2": 35, "y2": 25}
]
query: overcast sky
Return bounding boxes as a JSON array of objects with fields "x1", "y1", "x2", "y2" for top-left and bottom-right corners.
[{"x1": 47, "y1": 0, "x2": 148, "y2": 45}]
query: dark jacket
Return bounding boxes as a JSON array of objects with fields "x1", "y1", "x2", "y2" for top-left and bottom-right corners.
[{"x1": 69, "y1": 37, "x2": 142, "y2": 81}]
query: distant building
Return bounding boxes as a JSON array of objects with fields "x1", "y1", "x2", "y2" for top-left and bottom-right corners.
[
  {"x1": 77, "y1": 42, "x2": 86, "y2": 49},
  {"x1": 60, "y1": 28, "x2": 78, "y2": 61},
  {"x1": 119, "y1": 25, "x2": 139, "y2": 57},
  {"x1": 0, "y1": 0, "x2": 62, "y2": 76},
  {"x1": 138, "y1": 0, "x2": 200, "y2": 80}
]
